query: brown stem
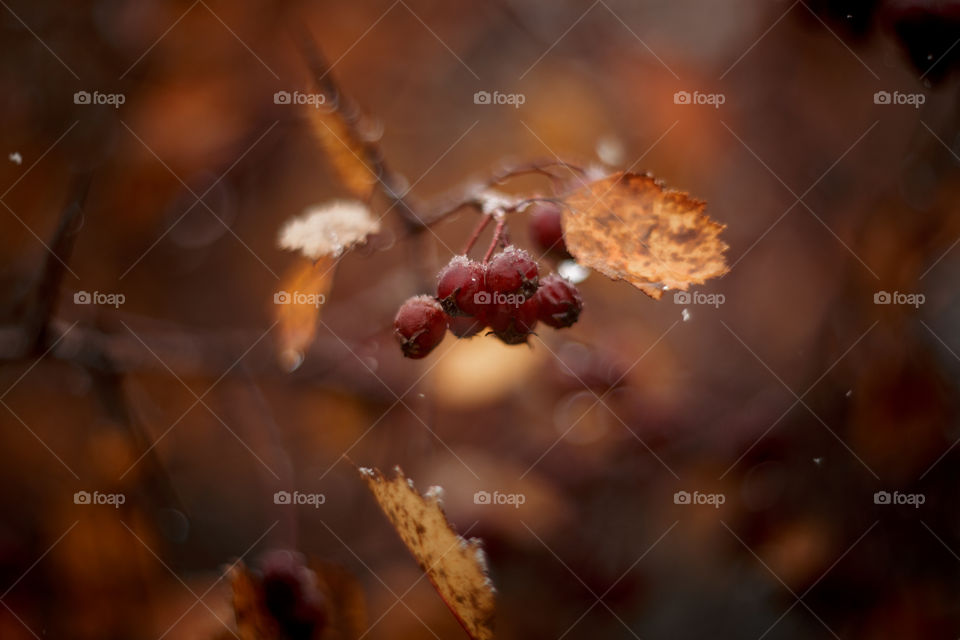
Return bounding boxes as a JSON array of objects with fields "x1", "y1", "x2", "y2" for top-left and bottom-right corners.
[
  {"x1": 403, "y1": 158, "x2": 588, "y2": 230},
  {"x1": 482, "y1": 219, "x2": 507, "y2": 263},
  {"x1": 25, "y1": 172, "x2": 90, "y2": 352},
  {"x1": 462, "y1": 214, "x2": 492, "y2": 255}
]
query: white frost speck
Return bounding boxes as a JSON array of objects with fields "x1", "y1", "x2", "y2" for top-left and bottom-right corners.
[
  {"x1": 358, "y1": 467, "x2": 375, "y2": 477},
  {"x1": 278, "y1": 199, "x2": 379, "y2": 259},
  {"x1": 425, "y1": 485, "x2": 445, "y2": 502},
  {"x1": 473, "y1": 546, "x2": 489, "y2": 570},
  {"x1": 477, "y1": 189, "x2": 515, "y2": 215},
  {"x1": 681, "y1": 308, "x2": 691, "y2": 322},
  {"x1": 8, "y1": 152, "x2": 21, "y2": 165},
  {"x1": 845, "y1": 390, "x2": 852, "y2": 398},
  {"x1": 557, "y1": 259, "x2": 589, "y2": 284}
]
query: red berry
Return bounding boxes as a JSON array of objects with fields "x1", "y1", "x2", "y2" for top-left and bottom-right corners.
[
  {"x1": 394, "y1": 295, "x2": 446, "y2": 359},
  {"x1": 534, "y1": 274, "x2": 583, "y2": 328},
  {"x1": 486, "y1": 246, "x2": 539, "y2": 300},
  {"x1": 489, "y1": 297, "x2": 539, "y2": 345},
  {"x1": 437, "y1": 256, "x2": 487, "y2": 317},
  {"x1": 258, "y1": 550, "x2": 328, "y2": 640},
  {"x1": 528, "y1": 202, "x2": 569, "y2": 257},
  {"x1": 448, "y1": 314, "x2": 485, "y2": 338}
]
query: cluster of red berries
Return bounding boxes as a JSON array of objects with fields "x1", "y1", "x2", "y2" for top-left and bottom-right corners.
[{"x1": 394, "y1": 239, "x2": 582, "y2": 359}]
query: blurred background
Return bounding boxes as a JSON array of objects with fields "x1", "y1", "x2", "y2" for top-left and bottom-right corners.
[{"x1": 1, "y1": 0, "x2": 959, "y2": 637}]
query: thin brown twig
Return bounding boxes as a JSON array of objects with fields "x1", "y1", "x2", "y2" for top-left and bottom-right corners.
[
  {"x1": 462, "y1": 213, "x2": 492, "y2": 255},
  {"x1": 482, "y1": 219, "x2": 507, "y2": 263}
]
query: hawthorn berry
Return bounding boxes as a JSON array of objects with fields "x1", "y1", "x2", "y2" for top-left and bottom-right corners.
[
  {"x1": 486, "y1": 246, "x2": 539, "y2": 300},
  {"x1": 394, "y1": 295, "x2": 447, "y2": 359},
  {"x1": 528, "y1": 202, "x2": 569, "y2": 257},
  {"x1": 437, "y1": 255, "x2": 487, "y2": 317},
  {"x1": 258, "y1": 550, "x2": 328, "y2": 640},
  {"x1": 489, "y1": 297, "x2": 539, "y2": 345},
  {"x1": 447, "y1": 314, "x2": 485, "y2": 338},
  {"x1": 534, "y1": 273, "x2": 583, "y2": 328}
]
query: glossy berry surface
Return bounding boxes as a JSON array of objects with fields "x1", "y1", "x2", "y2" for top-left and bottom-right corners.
[
  {"x1": 486, "y1": 246, "x2": 539, "y2": 300},
  {"x1": 394, "y1": 295, "x2": 447, "y2": 359},
  {"x1": 489, "y1": 297, "x2": 538, "y2": 345},
  {"x1": 447, "y1": 314, "x2": 485, "y2": 338},
  {"x1": 437, "y1": 255, "x2": 487, "y2": 317},
  {"x1": 259, "y1": 550, "x2": 328, "y2": 640},
  {"x1": 528, "y1": 202, "x2": 569, "y2": 257},
  {"x1": 534, "y1": 274, "x2": 583, "y2": 328}
]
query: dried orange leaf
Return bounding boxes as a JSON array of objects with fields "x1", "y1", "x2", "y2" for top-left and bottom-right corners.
[
  {"x1": 561, "y1": 171, "x2": 729, "y2": 299},
  {"x1": 228, "y1": 563, "x2": 275, "y2": 640},
  {"x1": 274, "y1": 257, "x2": 335, "y2": 371},
  {"x1": 360, "y1": 466, "x2": 495, "y2": 640},
  {"x1": 300, "y1": 41, "x2": 383, "y2": 200},
  {"x1": 306, "y1": 106, "x2": 382, "y2": 200}
]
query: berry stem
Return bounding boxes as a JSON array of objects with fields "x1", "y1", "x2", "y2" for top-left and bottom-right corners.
[
  {"x1": 482, "y1": 219, "x2": 507, "y2": 263},
  {"x1": 462, "y1": 213, "x2": 492, "y2": 255}
]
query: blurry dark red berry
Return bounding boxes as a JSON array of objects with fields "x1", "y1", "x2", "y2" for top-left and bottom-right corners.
[
  {"x1": 448, "y1": 314, "x2": 485, "y2": 338},
  {"x1": 258, "y1": 549, "x2": 328, "y2": 640},
  {"x1": 394, "y1": 295, "x2": 446, "y2": 359},
  {"x1": 486, "y1": 246, "x2": 539, "y2": 300},
  {"x1": 534, "y1": 274, "x2": 583, "y2": 329},
  {"x1": 489, "y1": 297, "x2": 539, "y2": 345},
  {"x1": 528, "y1": 202, "x2": 569, "y2": 257},
  {"x1": 437, "y1": 255, "x2": 487, "y2": 317}
]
